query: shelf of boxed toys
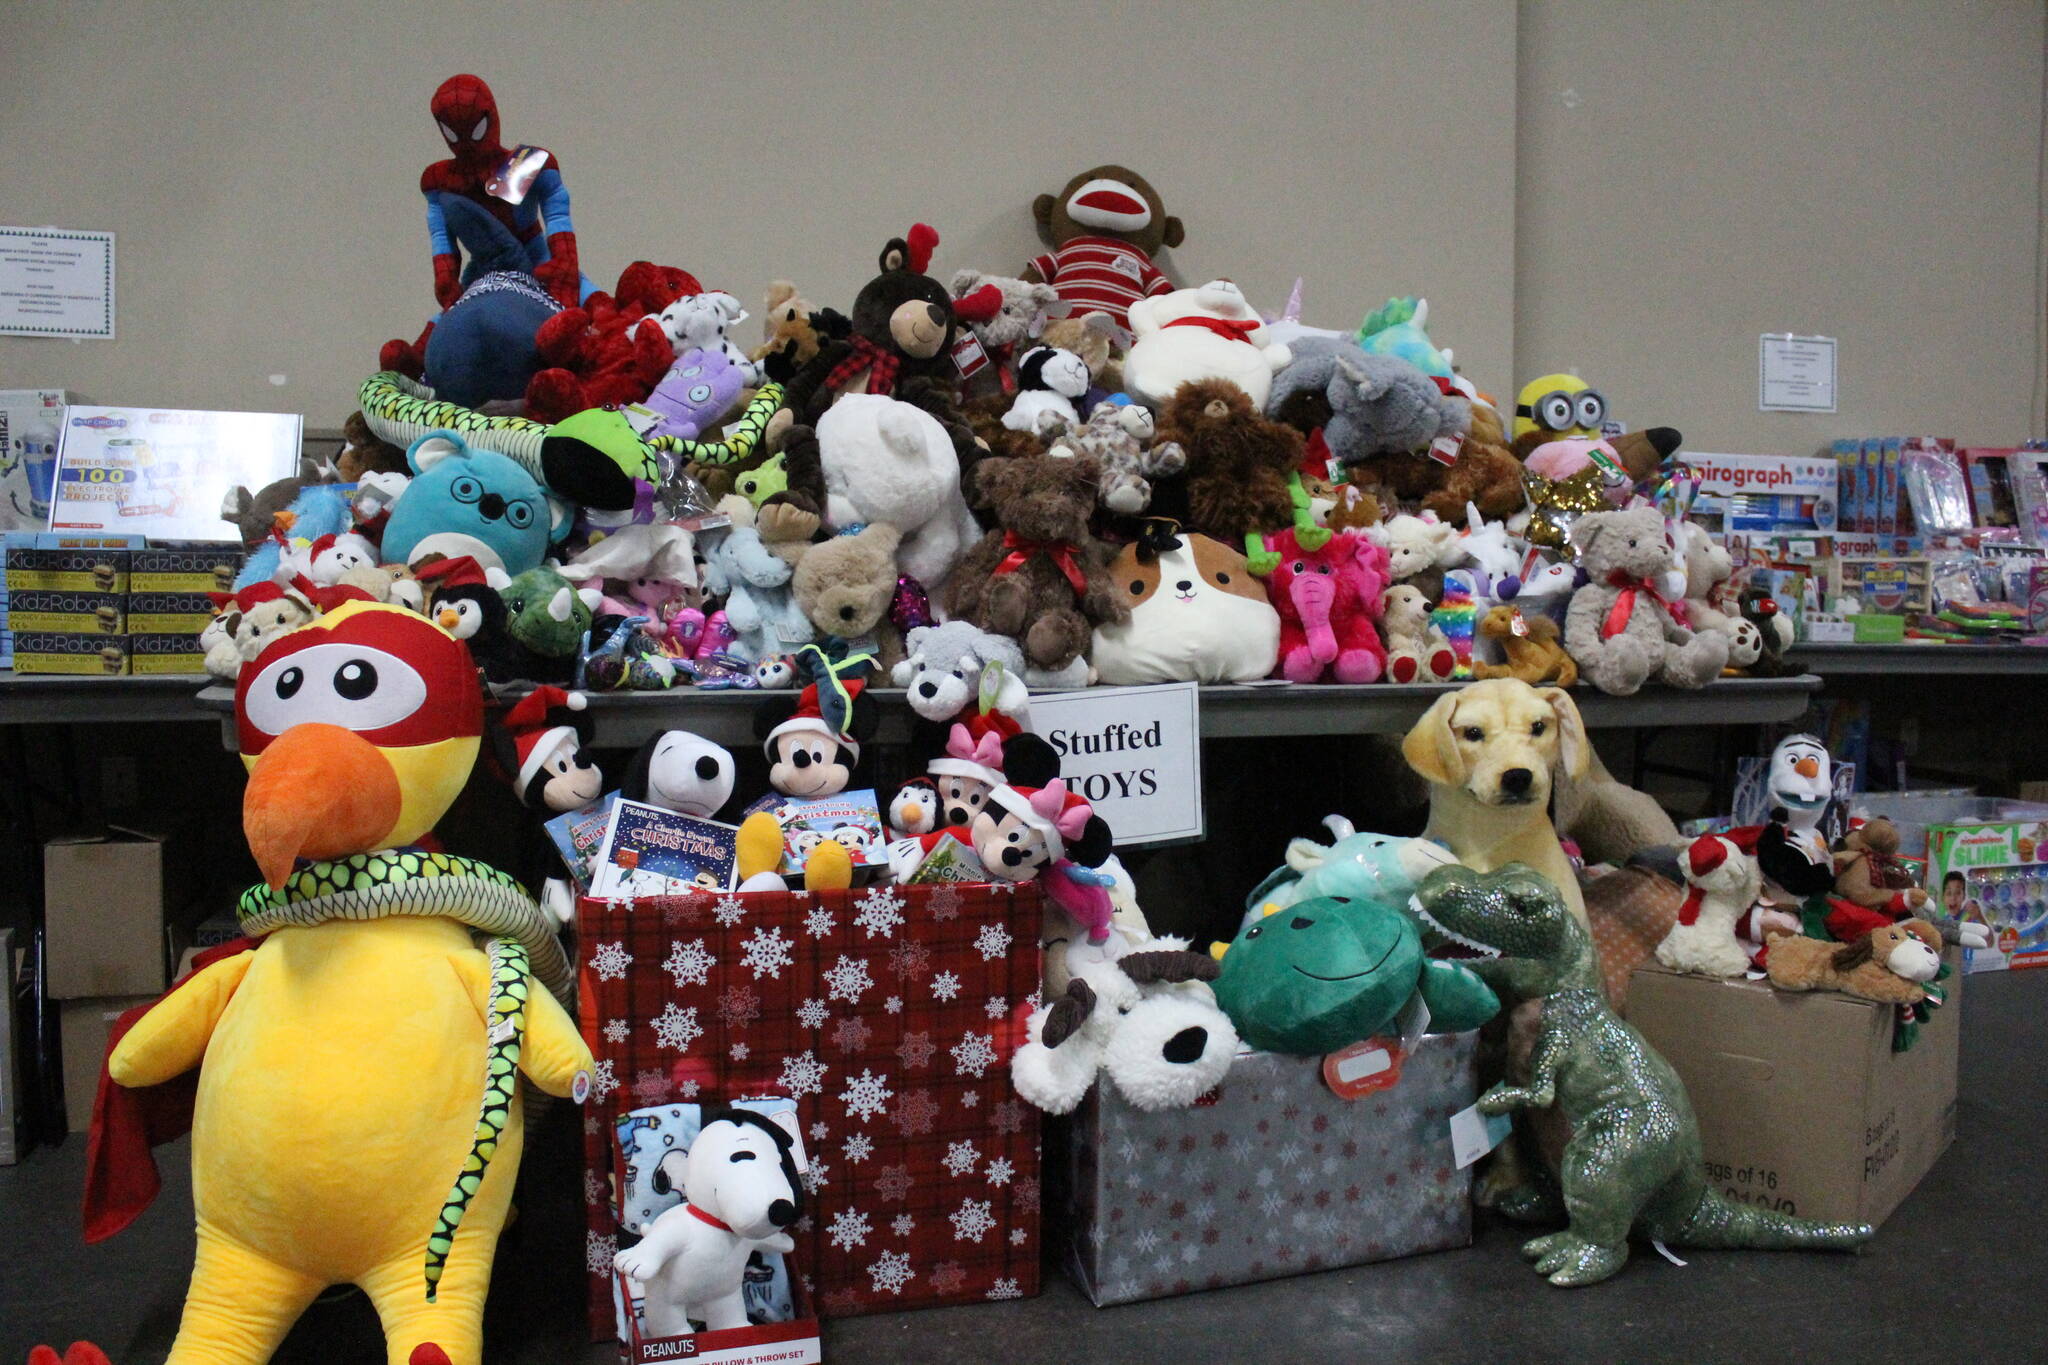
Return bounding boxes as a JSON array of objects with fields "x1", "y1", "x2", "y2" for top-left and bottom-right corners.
[
  {"x1": 184, "y1": 674, "x2": 1825, "y2": 750},
  {"x1": 1786, "y1": 643, "x2": 2048, "y2": 676}
]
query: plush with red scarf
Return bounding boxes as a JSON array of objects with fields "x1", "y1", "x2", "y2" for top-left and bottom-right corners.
[
  {"x1": 1563, "y1": 507, "x2": 1729, "y2": 695},
  {"x1": 1654, "y1": 830, "x2": 1786, "y2": 977},
  {"x1": 942, "y1": 447, "x2": 1127, "y2": 682}
]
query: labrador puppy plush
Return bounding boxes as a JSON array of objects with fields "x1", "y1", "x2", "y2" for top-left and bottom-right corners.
[{"x1": 1400, "y1": 678, "x2": 1590, "y2": 927}]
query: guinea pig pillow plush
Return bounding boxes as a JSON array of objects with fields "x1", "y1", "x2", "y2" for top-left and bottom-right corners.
[{"x1": 1091, "y1": 529, "x2": 1279, "y2": 684}]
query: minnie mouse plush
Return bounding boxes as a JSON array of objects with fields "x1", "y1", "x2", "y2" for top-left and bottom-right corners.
[{"x1": 972, "y1": 777, "x2": 1117, "y2": 942}]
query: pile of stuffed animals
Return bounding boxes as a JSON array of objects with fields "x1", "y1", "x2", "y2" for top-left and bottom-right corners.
[{"x1": 195, "y1": 75, "x2": 1793, "y2": 710}]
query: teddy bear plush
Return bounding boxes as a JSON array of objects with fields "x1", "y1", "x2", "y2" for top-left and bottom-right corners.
[
  {"x1": 1021, "y1": 165, "x2": 1182, "y2": 333},
  {"x1": 1380, "y1": 583, "x2": 1457, "y2": 684},
  {"x1": 1831, "y1": 818, "x2": 1985, "y2": 949},
  {"x1": 1471, "y1": 603, "x2": 1578, "y2": 687},
  {"x1": 779, "y1": 394, "x2": 983, "y2": 593},
  {"x1": 1122, "y1": 280, "x2": 1292, "y2": 410},
  {"x1": 1365, "y1": 511, "x2": 1460, "y2": 602},
  {"x1": 1045, "y1": 400, "x2": 1186, "y2": 523},
  {"x1": 1564, "y1": 507, "x2": 1730, "y2": 694},
  {"x1": 1674, "y1": 520, "x2": 1760, "y2": 668},
  {"x1": 1262, "y1": 527, "x2": 1389, "y2": 683},
  {"x1": 791, "y1": 522, "x2": 907, "y2": 672},
  {"x1": 1152, "y1": 379, "x2": 1309, "y2": 573},
  {"x1": 751, "y1": 281, "x2": 851, "y2": 383},
  {"x1": 944, "y1": 448, "x2": 1127, "y2": 681},
  {"x1": 785, "y1": 225, "x2": 1000, "y2": 425},
  {"x1": 337, "y1": 411, "x2": 410, "y2": 481}
]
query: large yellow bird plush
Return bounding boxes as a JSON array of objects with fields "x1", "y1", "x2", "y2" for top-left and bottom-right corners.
[{"x1": 109, "y1": 601, "x2": 592, "y2": 1365}]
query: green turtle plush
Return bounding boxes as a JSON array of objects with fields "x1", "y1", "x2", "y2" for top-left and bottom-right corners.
[{"x1": 1210, "y1": 893, "x2": 1499, "y2": 1055}]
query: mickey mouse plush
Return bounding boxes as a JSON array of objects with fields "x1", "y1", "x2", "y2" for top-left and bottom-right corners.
[
  {"x1": 494, "y1": 685, "x2": 600, "y2": 813},
  {"x1": 972, "y1": 775, "x2": 1117, "y2": 942},
  {"x1": 754, "y1": 678, "x2": 878, "y2": 801}
]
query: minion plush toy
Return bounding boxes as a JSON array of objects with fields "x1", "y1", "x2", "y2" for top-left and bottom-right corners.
[
  {"x1": 1510, "y1": 372, "x2": 1683, "y2": 478},
  {"x1": 107, "y1": 601, "x2": 592, "y2": 1365}
]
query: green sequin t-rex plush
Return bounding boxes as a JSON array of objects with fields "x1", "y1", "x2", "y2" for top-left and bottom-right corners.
[{"x1": 1413, "y1": 862, "x2": 1874, "y2": 1287}]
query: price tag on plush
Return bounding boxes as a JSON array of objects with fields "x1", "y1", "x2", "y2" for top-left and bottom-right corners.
[{"x1": 1027, "y1": 682, "x2": 1202, "y2": 844}]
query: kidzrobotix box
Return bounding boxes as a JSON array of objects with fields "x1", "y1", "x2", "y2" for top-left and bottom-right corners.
[
  {"x1": 1059, "y1": 1031, "x2": 1476, "y2": 1306},
  {"x1": 1926, "y1": 820, "x2": 2048, "y2": 973},
  {"x1": 1626, "y1": 958, "x2": 1960, "y2": 1227}
]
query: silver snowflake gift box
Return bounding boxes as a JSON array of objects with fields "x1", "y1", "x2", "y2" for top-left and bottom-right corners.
[{"x1": 1059, "y1": 1032, "x2": 1477, "y2": 1306}]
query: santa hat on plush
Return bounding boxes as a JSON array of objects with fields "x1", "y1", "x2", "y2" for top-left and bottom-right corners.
[
  {"x1": 764, "y1": 678, "x2": 866, "y2": 761},
  {"x1": 415, "y1": 554, "x2": 489, "y2": 592},
  {"x1": 1676, "y1": 827, "x2": 1763, "y2": 925},
  {"x1": 985, "y1": 778, "x2": 1096, "y2": 864},
  {"x1": 928, "y1": 712, "x2": 1023, "y2": 788},
  {"x1": 501, "y1": 685, "x2": 590, "y2": 797}
]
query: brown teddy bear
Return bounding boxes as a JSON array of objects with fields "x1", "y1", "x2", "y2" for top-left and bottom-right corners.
[
  {"x1": 943, "y1": 449, "x2": 1127, "y2": 681},
  {"x1": 1021, "y1": 166, "x2": 1182, "y2": 333},
  {"x1": 1152, "y1": 379, "x2": 1308, "y2": 574},
  {"x1": 337, "y1": 411, "x2": 409, "y2": 482},
  {"x1": 1342, "y1": 398, "x2": 1526, "y2": 523},
  {"x1": 1765, "y1": 920, "x2": 1943, "y2": 1005},
  {"x1": 791, "y1": 522, "x2": 906, "y2": 671},
  {"x1": 1472, "y1": 603, "x2": 1577, "y2": 687}
]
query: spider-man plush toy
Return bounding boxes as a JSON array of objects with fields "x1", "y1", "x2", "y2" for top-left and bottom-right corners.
[{"x1": 421, "y1": 74, "x2": 591, "y2": 309}]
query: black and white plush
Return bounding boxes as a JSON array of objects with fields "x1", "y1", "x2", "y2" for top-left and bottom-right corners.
[
  {"x1": 889, "y1": 620, "x2": 1029, "y2": 725},
  {"x1": 1001, "y1": 345, "x2": 1092, "y2": 435},
  {"x1": 1012, "y1": 935, "x2": 1239, "y2": 1114},
  {"x1": 622, "y1": 730, "x2": 737, "y2": 819}
]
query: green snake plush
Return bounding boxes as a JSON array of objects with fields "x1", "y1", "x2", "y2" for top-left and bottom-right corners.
[{"x1": 358, "y1": 371, "x2": 783, "y2": 510}]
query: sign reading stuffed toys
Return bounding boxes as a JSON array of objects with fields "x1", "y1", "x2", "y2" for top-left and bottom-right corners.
[{"x1": 1028, "y1": 681, "x2": 1201, "y2": 844}]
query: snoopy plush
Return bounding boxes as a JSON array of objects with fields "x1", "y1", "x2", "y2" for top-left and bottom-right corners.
[
  {"x1": 614, "y1": 1107, "x2": 808, "y2": 1335},
  {"x1": 621, "y1": 730, "x2": 736, "y2": 819}
]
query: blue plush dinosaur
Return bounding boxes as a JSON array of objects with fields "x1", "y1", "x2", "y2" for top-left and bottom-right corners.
[{"x1": 1240, "y1": 814, "x2": 1458, "y2": 933}]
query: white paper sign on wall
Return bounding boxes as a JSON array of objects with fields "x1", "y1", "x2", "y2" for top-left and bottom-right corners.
[
  {"x1": 0, "y1": 227, "x2": 116, "y2": 339},
  {"x1": 1028, "y1": 681, "x2": 1202, "y2": 844},
  {"x1": 1758, "y1": 333, "x2": 1837, "y2": 412}
]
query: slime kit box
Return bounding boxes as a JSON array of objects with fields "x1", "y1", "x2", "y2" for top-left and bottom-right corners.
[{"x1": 1926, "y1": 820, "x2": 2048, "y2": 973}]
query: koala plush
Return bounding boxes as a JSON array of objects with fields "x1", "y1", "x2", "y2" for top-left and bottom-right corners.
[
  {"x1": 380, "y1": 429, "x2": 560, "y2": 575},
  {"x1": 889, "y1": 620, "x2": 1029, "y2": 724}
]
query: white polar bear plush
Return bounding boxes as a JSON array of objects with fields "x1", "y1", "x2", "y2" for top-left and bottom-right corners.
[
  {"x1": 1121, "y1": 279, "x2": 1293, "y2": 409},
  {"x1": 811, "y1": 394, "x2": 983, "y2": 592}
]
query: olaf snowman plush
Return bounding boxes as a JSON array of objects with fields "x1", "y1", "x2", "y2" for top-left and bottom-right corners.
[{"x1": 1753, "y1": 733, "x2": 1839, "y2": 905}]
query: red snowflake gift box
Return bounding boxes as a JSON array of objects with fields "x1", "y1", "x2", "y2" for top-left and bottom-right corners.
[
  {"x1": 578, "y1": 881, "x2": 1045, "y2": 1333},
  {"x1": 1059, "y1": 1032, "x2": 1477, "y2": 1306}
]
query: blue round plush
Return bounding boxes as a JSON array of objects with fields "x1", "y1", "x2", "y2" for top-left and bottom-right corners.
[
  {"x1": 422, "y1": 269, "x2": 560, "y2": 409},
  {"x1": 382, "y1": 430, "x2": 555, "y2": 575}
]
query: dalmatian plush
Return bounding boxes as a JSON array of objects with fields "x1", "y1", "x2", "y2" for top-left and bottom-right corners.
[{"x1": 652, "y1": 291, "x2": 762, "y2": 385}]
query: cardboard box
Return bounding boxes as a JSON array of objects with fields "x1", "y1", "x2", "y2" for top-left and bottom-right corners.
[
  {"x1": 5, "y1": 587, "x2": 125, "y2": 634},
  {"x1": 61, "y1": 994, "x2": 156, "y2": 1132},
  {"x1": 4, "y1": 544, "x2": 128, "y2": 593},
  {"x1": 129, "y1": 631, "x2": 207, "y2": 675},
  {"x1": 129, "y1": 543, "x2": 242, "y2": 594},
  {"x1": 126, "y1": 589, "x2": 216, "y2": 634},
  {"x1": 1626, "y1": 960, "x2": 1960, "y2": 1226},
  {"x1": 1060, "y1": 1033, "x2": 1476, "y2": 1306},
  {"x1": 1926, "y1": 820, "x2": 2048, "y2": 972},
  {"x1": 12, "y1": 630, "x2": 128, "y2": 674},
  {"x1": 0, "y1": 388, "x2": 68, "y2": 534},
  {"x1": 45, "y1": 826, "x2": 195, "y2": 997}
]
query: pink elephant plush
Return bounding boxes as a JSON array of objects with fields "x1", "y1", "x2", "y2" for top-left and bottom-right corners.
[{"x1": 1264, "y1": 528, "x2": 1391, "y2": 683}]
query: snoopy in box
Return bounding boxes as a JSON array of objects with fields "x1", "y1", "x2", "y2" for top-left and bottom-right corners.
[{"x1": 614, "y1": 1107, "x2": 808, "y2": 1334}]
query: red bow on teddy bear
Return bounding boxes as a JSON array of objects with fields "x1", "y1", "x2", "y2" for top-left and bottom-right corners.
[
  {"x1": 995, "y1": 532, "x2": 1089, "y2": 599},
  {"x1": 1600, "y1": 568, "x2": 1685, "y2": 640}
]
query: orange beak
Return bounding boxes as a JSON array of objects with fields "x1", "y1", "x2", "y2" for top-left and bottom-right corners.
[
  {"x1": 244, "y1": 723, "x2": 405, "y2": 890},
  {"x1": 1794, "y1": 757, "x2": 1821, "y2": 779}
]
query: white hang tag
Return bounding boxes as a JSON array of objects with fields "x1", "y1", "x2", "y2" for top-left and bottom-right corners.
[
  {"x1": 1397, "y1": 993, "x2": 1431, "y2": 1053},
  {"x1": 1449, "y1": 1102, "x2": 1513, "y2": 1169},
  {"x1": 1652, "y1": 1239, "x2": 1689, "y2": 1267}
]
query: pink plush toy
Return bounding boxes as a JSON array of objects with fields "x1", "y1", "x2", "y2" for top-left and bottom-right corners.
[{"x1": 1263, "y1": 528, "x2": 1390, "y2": 684}]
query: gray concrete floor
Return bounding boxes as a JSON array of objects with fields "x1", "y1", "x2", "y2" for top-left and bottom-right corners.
[{"x1": 6, "y1": 971, "x2": 2043, "y2": 1364}]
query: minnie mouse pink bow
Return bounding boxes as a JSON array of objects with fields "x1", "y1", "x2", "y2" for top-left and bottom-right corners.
[
  {"x1": 945, "y1": 724, "x2": 1005, "y2": 769},
  {"x1": 1029, "y1": 779, "x2": 1094, "y2": 839}
]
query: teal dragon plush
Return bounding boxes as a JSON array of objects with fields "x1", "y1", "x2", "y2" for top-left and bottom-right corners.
[{"x1": 1211, "y1": 893, "x2": 1498, "y2": 1055}]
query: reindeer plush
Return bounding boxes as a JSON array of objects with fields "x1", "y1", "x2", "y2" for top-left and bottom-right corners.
[{"x1": 614, "y1": 1108, "x2": 808, "y2": 1335}]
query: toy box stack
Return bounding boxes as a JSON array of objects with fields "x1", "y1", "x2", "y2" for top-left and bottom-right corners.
[
  {"x1": 128, "y1": 544, "x2": 242, "y2": 674},
  {"x1": 4, "y1": 534, "x2": 136, "y2": 674}
]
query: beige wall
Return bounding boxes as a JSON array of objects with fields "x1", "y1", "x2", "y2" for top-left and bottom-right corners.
[
  {"x1": 3, "y1": 2, "x2": 2042, "y2": 457},
  {"x1": 0, "y1": 0, "x2": 1517, "y2": 423},
  {"x1": 1517, "y1": 0, "x2": 2047, "y2": 452}
]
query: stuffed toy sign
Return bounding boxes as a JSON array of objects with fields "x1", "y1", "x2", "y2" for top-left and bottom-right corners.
[
  {"x1": 105, "y1": 602, "x2": 592, "y2": 1365},
  {"x1": 1210, "y1": 893, "x2": 1497, "y2": 1056}
]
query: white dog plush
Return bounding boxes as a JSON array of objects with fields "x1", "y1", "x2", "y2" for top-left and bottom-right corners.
[
  {"x1": 1656, "y1": 833, "x2": 1771, "y2": 978},
  {"x1": 1121, "y1": 280, "x2": 1292, "y2": 409},
  {"x1": 651, "y1": 291, "x2": 761, "y2": 384},
  {"x1": 614, "y1": 1107, "x2": 808, "y2": 1335}
]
